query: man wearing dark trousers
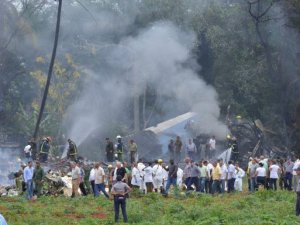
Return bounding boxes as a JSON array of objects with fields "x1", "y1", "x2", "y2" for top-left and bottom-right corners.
[{"x1": 111, "y1": 175, "x2": 132, "y2": 223}]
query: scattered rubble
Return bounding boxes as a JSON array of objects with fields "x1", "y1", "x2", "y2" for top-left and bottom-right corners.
[
  {"x1": 1, "y1": 159, "x2": 101, "y2": 197},
  {"x1": 0, "y1": 185, "x2": 19, "y2": 197}
]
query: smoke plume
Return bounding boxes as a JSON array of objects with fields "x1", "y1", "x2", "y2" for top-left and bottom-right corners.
[{"x1": 64, "y1": 21, "x2": 228, "y2": 152}]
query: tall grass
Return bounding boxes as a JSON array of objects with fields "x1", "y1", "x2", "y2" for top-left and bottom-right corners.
[{"x1": 0, "y1": 190, "x2": 299, "y2": 224}]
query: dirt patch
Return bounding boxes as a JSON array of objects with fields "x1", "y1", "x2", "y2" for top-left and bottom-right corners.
[
  {"x1": 91, "y1": 213, "x2": 107, "y2": 219},
  {"x1": 1, "y1": 197, "x2": 17, "y2": 202},
  {"x1": 0, "y1": 205, "x2": 8, "y2": 211},
  {"x1": 92, "y1": 206, "x2": 107, "y2": 219},
  {"x1": 64, "y1": 213, "x2": 85, "y2": 219}
]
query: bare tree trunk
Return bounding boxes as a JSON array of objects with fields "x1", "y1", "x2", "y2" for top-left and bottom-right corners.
[{"x1": 33, "y1": 0, "x2": 63, "y2": 139}]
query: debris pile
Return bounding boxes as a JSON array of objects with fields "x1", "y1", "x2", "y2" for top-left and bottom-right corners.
[{"x1": 0, "y1": 185, "x2": 19, "y2": 197}]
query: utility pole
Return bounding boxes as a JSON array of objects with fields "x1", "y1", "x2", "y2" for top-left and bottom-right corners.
[{"x1": 33, "y1": 0, "x2": 63, "y2": 139}]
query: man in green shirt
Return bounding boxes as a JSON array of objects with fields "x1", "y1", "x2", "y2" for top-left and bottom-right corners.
[
  {"x1": 128, "y1": 140, "x2": 138, "y2": 163},
  {"x1": 198, "y1": 161, "x2": 208, "y2": 193},
  {"x1": 33, "y1": 161, "x2": 44, "y2": 197}
]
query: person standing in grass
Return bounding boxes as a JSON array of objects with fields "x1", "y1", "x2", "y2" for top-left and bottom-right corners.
[
  {"x1": 249, "y1": 159, "x2": 258, "y2": 192},
  {"x1": 164, "y1": 160, "x2": 178, "y2": 196},
  {"x1": 269, "y1": 160, "x2": 281, "y2": 191},
  {"x1": 227, "y1": 161, "x2": 236, "y2": 193},
  {"x1": 23, "y1": 161, "x2": 34, "y2": 200},
  {"x1": 199, "y1": 161, "x2": 208, "y2": 193},
  {"x1": 111, "y1": 175, "x2": 132, "y2": 223},
  {"x1": 71, "y1": 162, "x2": 81, "y2": 197},
  {"x1": 211, "y1": 161, "x2": 222, "y2": 194},
  {"x1": 131, "y1": 162, "x2": 142, "y2": 190},
  {"x1": 89, "y1": 164, "x2": 96, "y2": 196},
  {"x1": 143, "y1": 162, "x2": 154, "y2": 193},
  {"x1": 189, "y1": 160, "x2": 200, "y2": 192},
  {"x1": 255, "y1": 162, "x2": 267, "y2": 189},
  {"x1": 183, "y1": 157, "x2": 192, "y2": 191},
  {"x1": 94, "y1": 163, "x2": 109, "y2": 198},
  {"x1": 152, "y1": 159, "x2": 164, "y2": 193},
  {"x1": 234, "y1": 163, "x2": 245, "y2": 192},
  {"x1": 220, "y1": 160, "x2": 228, "y2": 194},
  {"x1": 33, "y1": 161, "x2": 44, "y2": 197},
  {"x1": 78, "y1": 162, "x2": 87, "y2": 196},
  {"x1": 294, "y1": 166, "x2": 300, "y2": 216},
  {"x1": 283, "y1": 158, "x2": 294, "y2": 191},
  {"x1": 293, "y1": 157, "x2": 300, "y2": 191}
]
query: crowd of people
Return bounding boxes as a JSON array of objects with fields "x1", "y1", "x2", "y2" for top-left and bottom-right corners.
[{"x1": 18, "y1": 134, "x2": 300, "y2": 222}]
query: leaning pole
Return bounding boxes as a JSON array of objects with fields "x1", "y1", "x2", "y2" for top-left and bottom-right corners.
[{"x1": 33, "y1": 0, "x2": 63, "y2": 139}]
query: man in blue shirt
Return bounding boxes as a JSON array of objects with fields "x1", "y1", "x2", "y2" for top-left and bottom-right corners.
[{"x1": 23, "y1": 161, "x2": 34, "y2": 200}]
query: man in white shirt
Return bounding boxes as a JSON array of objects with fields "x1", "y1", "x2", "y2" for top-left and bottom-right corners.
[
  {"x1": 137, "y1": 160, "x2": 146, "y2": 192},
  {"x1": 208, "y1": 136, "x2": 216, "y2": 159},
  {"x1": 24, "y1": 142, "x2": 32, "y2": 162},
  {"x1": 269, "y1": 160, "x2": 281, "y2": 191},
  {"x1": 89, "y1": 164, "x2": 96, "y2": 196},
  {"x1": 71, "y1": 162, "x2": 81, "y2": 197},
  {"x1": 227, "y1": 161, "x2": 236, "y2": 193},
  {"x1": 206, "y1": 161, "x2": 214, "y2": 194},
  {"x1": 177, "y1": 167, "x2": 184, "y2": 188},
  {"x1": 234, "y1": 163, "x2": 245, "y2": 192},
  {"x1": 255, "y1": 162, "x2": 267, "y2": 189},
  {"x1": 143, "y1": 162, "x2": 154, "y2": 193},
  {"x1": 94, "y1": 163, "x2": 109, "y2": 198},
  {"x1": 23, "y1": 161, "x2": 34, "y2": 200},
  {"x1": 220, "y1": 160, "x2": 228, "y2": 194}
]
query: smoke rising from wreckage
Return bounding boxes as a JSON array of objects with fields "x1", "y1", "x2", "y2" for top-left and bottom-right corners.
[{"x1": 0, "y1": 1, "x2": 300, "y2": 195}]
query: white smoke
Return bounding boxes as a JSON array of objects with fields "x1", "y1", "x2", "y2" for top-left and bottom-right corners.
[
  {"x1": 64, "y1": 21, "x2": 228, "y2": 149},
  {"x1": 0, "y1": 148, "x2": 22, "y2": 186}
]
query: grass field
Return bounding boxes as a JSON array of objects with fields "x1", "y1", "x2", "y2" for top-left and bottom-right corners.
[{"x1": 0, "y1": 190, "x2": 299, "y2": 225}]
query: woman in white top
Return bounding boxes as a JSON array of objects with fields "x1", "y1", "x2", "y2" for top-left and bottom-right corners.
[
  {"x1": 269, "y1": 160, "x2": 281, "y2": 191},
  {"x1": 131, "y1": 163, "x2": 142, "y2": 188},
  {"x1": 255, "y1": 162, "x2": 266, "y2": 188}
]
